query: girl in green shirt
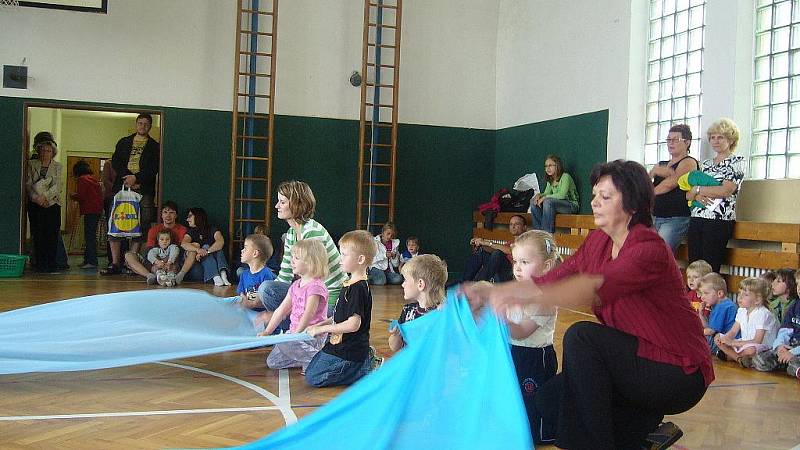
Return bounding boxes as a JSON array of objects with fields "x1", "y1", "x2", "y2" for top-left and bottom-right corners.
[{"x1": 530, "y1": 154, "x2": 579, "y2": 233}]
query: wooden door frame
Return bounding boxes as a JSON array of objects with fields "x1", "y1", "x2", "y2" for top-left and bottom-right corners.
[{"x1": 19, "y1": 102, "x2": 164, "y2": 254}]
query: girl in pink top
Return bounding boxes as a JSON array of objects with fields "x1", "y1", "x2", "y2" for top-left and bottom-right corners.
[{"x1": 258, "y1": 239, "x2": 329, "y2": 372}]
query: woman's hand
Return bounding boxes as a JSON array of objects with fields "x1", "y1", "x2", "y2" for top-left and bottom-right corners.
[
  {"x1": 531, "y1": 193, "x2": 540, "y2": 205},
  {"x1": 694, "y1": 193, "x2": 713, "y2": 206}
]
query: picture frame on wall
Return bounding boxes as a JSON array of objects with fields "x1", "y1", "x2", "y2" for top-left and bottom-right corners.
[{"x1": 18, "y1": 0, "x2": 107, "y2": 14}]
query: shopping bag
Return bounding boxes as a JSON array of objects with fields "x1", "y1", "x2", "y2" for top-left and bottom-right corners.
[
  {"x1": 513, "y1": 172, "x2": 540, "y2": 194},
  {"x1": 107, "y1": 186, "x2": 142, "y2": 238}
]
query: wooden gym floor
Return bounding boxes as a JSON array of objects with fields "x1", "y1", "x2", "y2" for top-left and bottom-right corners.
[{"x1": 1, "y1": 268, "x2": 799, "y2": 450}]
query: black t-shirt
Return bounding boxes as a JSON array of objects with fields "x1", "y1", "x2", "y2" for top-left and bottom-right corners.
[
  {"x1": 398, "y1": 302, "x2": 433, "y2": 324},
  {"x1": 186, "y1": 226, "x2": 219, "y2": 248},
  {"x1": 653, "y1": 155, "x2": 698, "y2": 218},
  {"x1": 322, "y1": 280, "x2": 372, "y2": 362}
]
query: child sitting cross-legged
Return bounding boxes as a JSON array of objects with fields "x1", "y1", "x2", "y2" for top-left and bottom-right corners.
[
  {"x1": 697, "y1": 273, "x2": 738, "y2": 354},
  {"x1": 767, "y1": 268, "x2": 799, "y2": 324},
  {"x1": 504, "y1": 230, "x2": 559, "y2": 445},
  {"x1": 146, "y1": 230, "x2": 180, "y2": 287},
  {"x1": 398, "y1": 236, "x2": 421, "y2": 270},
  {"x1": 237, "y1": 234, "x2": 276, "y2": 308},
  {"x1": 256, "y1": 239, "x2": 329, "y2": 373},
  {"x1": 388, "y1": 254, "x2": 448, "y2": 352},
  {"x1": 304, "y1": 230, "x2": 378, "y2": 387},
  {"x1": 713, "y1": 277, "x2": 779, "y2": 367},
  {"x1": 753, "y1": 270, "x2": 800, "y2": 380}
]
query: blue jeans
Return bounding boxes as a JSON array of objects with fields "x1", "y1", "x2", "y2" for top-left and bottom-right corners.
[
  {"x1": 654, "y1": 216, "x2": 690, "y2": 255},
  {"x1": 304, "y1": 349, "x2": 371, "y2": 387},
  {"x1": 200, "y1": 250, "x2": 229, "y2": 282},
  {"x1": 257, "y1": 280, "x2": 292, "y2": 332},
  {"x1": 530, "y1": 198, "x2": 578, "y2": 233},
  {"x1": 368, "y1": 267, "x2": 403, "y2": 285}
]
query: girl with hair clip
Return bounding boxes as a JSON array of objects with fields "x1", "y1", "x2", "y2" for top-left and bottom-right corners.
[
  {"x1": 257, "y1": 239, "x2": 329, "y2": 373},
  {"x1": 714, "y1": 277, "x2": 779, "y2": 366},
  {"x1": 505, "y1": 230, "x2": 560, "y2": 445},
  {"x1": 768, "y1": 268, "x2": 798, "y2": 324}
]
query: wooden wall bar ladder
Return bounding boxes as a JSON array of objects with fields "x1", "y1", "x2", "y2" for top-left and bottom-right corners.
[
  {"x1": 356, "y1": 0, "x2": 402, "y2": 234},
  {"x1": 229, "y1": 0, "x2": 278, "y2": 259}
]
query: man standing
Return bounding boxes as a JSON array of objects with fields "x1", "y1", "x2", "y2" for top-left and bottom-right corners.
[{"x1": 103, "y1": 113, "x2": 159, "y2": 275}]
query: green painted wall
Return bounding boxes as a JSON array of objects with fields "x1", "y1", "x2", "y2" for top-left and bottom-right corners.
[{"x1": 494, "y1": 110, "x2": 609, "y2": 214}]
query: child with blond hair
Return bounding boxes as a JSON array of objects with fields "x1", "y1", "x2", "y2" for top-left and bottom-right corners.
[
  {"x1": 686, "y1": 260, "x2": 712, "y2": 314},
  {"x1": 257, "y1": 239, "x2": 329, "y2": 372},
  {"x1": 696, "y1": 273, "x2": 737, "y2": 354},
  {"x1": 305, "y1": 230, "x2": 377, "y2": 387},
  {"x1": 237, "y1": 234, "x2": 276, "y2": 306},
  {"x1": 368, "y1": 222, "x2": 403, "y2": 285},
  {"x1": 388, "y1": 254, "x2": 448, "y2": 352},
  {"x1": 714, "y1": 277, "x2": 779, "y2": 366}
]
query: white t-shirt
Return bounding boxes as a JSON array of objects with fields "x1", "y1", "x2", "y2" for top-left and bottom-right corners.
[
  {"x1": 735, "y1": 306, "x2": 778, "y2": 347},
  {"x1": 507, "y1": 305, "x2": 556, "y2": 348}
]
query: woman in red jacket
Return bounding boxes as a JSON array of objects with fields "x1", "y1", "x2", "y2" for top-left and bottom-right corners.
[
  {"x1": 71, "y1": 161, "x2": 103, "y2": 269},
  {"x1": 465, "y1": 160, "x2": 712, "y2": 450}
]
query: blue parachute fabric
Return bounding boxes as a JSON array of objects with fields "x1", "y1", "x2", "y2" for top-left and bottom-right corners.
[
  {"x1": 0, "y1": 289, "x2": 310, "y2": 374},
  {"x1": 232, "y1": 290, "x2": 533, "y2": 450}
]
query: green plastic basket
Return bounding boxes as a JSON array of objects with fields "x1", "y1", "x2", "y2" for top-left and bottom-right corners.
[{"x1": 0, "y1": 254, "x2": 29, "y2": 278}]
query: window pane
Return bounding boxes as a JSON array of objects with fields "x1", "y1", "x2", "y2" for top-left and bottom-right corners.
[
  {"x1": 756, "y1": 6, "x2": 773, "y2": 32},
  {"x1": 750, "y1": 156, "x2": 767, "y2": 178},
  {"x1": 768, "y1": 155, "x2": 787, "y2": 178},
  {"x1": 647, "y1": 102, "x2": 659, "y2": 123},
  {"x1": 645, "y1": 144, "x2": 659, "y2": 165},
  {"x1": 772, "y1": 77, "x2": 789, "y2": 103},
  {"x1": 687, "y1": 117, "x2": 701, "y2": 136},
  {"x1": 673, "y1": 98, "x2": 686, "y2": 117},
  {"x1": 649, "y1": 61, "x2": 661, "y2": 81},
  {"x1": 755, "y1": 56, "x2": 771, "y2": 80},
  {"x1": 790, "y1": 129, "x2": 800, "y2": 152},
  {"x1": 753, "y1": 131, "x2": 769, "y2": 155},
  {"x1": 674, "y1": 75, "x2": 687, "y2": 96},
  {"x1": 650, "y1": 0, "x2": 663, "y2": 20},
  {"x1": 661, "y1": 79, "x2": 674, "y2": 98},
  {"x1": 791, "y1": 103, "x2": 800, "y2": 126},
  {"x1": 775, "y1": 1, "x2": 792, "y2": 28},
  {"x1": 772, "y1": 103, "x2": 789, "y2": 128},
  {"x1": 689, "y1": 5, "x2": 704, "y2": 28},
  {"x1": 754, "y1": 106, "x2": 770, "y2": 130},
  {"x1": 650, "y1": 19, "x2": 662, "y2": 40},
  {"x1": 661, "y1": 36, "x2": 675, "y2": 56},
  {"x1": 676, "y1": 10, "x2": 689, "y2": 32},
  {"x1": 794, "y1": 0, "x2": 800, "y2": 23},
  {"x1": 646, "y1": 124, "x2": 659, "y2": 143},
  {"x1": 687, "y1": 95, "x2": 701, "y2": 116},
  {"x1": 648, "y1": 82, "x2": 660, "y2": 101},
  {"x1": 676, "y1": 0, "x2": 689, "y2": 11},
  {"x1": 772, "y1": 52, "x2": 789, "y2": 78},
  {"x1": 793, "y1": 24, "x2": 800, "y2": 48},
  {"x1": 755, "y1": 81, "x2": 771, "y2": 106},
  {"x1": 674, "y1": 32, "x2": 688, "y2": 54},
  {"x1": 792, "y1": 50, "x2": 800, "y2": 75},
  {"x1": 662, "y1": 14, "x2": 675, "y2": 37},
  {"x1": 687, "y1": 73, "x2": 701, "y2": 95},
  {"x1": 773, "y1": 27, "x2": 790, "y2": 53},
  {"x1": 788, "y1": 155, "x2": 800, "y2": 177},
  {"x1": 662, "y1": 57, "x2": 674, "y2": 78},
  {"x1": 674, "y1": 53, "x2": 687, "y2": 74},
  {"x1": 649, "y1": 41, "x2": 661, "y2": 61},
  {"x1": 664, "y1": 0, "x2": 676, "y2": 15},
  {"x1": 658, "y1": 142, "x2": 670, "y2": 161},
  {"x1": 688, "y1": 50, "x2": 702, "y2": 72},
  {"x1": 755, "y1": 32, "x2": 771, "y2": 57},
  {"x1": 689, "y1": 28, "x2": 704, "y2": 50},
  {"x1": 660, "y1": 100, "x2": 671, "y2": 117},
  {"x1": 770, "y1": 129, "x2": 787, "y2": 153}
]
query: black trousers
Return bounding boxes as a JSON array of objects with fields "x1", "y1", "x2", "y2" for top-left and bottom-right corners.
[
  {"x1": 511, "y1": 344, "x2": 557, "y2": 444},
  {"x1": 29, "y1": 202, "x2": 61, "y2": 272},
  {"x1": 533, "y1": 322, "x2": 707, "y2": 450},
  {"x1": 688, "y1": 217, "x2": 734, "y2": 273}
]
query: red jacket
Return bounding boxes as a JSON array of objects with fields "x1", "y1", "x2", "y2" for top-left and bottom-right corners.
[{"x1": 75, "y1": 174, "x2": 103, "y2": 215}]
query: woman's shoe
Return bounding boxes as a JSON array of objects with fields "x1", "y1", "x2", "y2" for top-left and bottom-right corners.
[{"x1": 644, "y1": 422, "x2": 683, "y2": 450}]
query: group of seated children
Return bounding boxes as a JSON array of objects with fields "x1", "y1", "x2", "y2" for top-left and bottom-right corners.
[
  {"x1": 367, "y1": 221, "x2": 421, "y2": 286},
  {"x1": 688, "y1": 261, "x2": 800, "y2": 381}
]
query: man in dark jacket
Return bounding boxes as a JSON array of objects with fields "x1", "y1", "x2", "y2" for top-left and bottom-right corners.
[{"x1": 103, "y1": 113, "x2": 160, "y2": 275}]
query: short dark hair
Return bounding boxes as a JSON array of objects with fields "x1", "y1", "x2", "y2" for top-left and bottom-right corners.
[
  {"x1": 137, "y1": 113, "x2": 153, "y2": 125},
  {"x1": 510, "y1": 214, "x2": 527, "y2": 226},
  {"x1": 161, "y1": 201, "x2": 178, "y2": 213},
  {"x1": 589, "y1": 160, "x2": 654, "y2": 228},
  {"x1": 72, "y1": 160, "x2": 93, "y2": 178},
  {"x1": 669, "y1": 124, "x2": 693, "y2": 151}
]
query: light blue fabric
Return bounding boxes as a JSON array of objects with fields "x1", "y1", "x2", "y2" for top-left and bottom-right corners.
[
  {"x1": 233, "y1": 291, "x2": 533, "y2": 450},
  {"x1": 0, "y1": 289, "x2": 310, "y2": 375}
]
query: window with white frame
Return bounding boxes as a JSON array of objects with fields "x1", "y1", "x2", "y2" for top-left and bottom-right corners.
[
  {"x1": 644, "y1": 0, "x2": 706, "y2": 166},
  {"x1": 751, "y1": 0, "x2": 800, "y2": 179}
]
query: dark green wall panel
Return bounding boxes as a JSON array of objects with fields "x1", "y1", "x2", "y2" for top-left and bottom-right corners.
[
  {"x1": 0, "y1": 97, "x2": 26, "y2": 253},
  {"x1": 395, "y1": 124, "x2": 495, "y2": 277},
  {"x1": 494, "y1": 110, "x2": 609, "y2": 214}
]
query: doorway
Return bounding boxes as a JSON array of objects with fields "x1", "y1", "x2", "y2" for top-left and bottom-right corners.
[{"x1": 22, "y1": 104, "x2": 163, "y2": 267}]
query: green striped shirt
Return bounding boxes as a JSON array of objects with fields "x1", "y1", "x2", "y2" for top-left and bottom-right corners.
[{"x1": 278, "y1": 219, "x2": 347, "y2": 306}]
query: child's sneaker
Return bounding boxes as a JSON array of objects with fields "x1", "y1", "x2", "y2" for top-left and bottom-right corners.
[
  {"x1": 787, "y1": 358, "x2": 800, "y2": 380},
  {"x1": 752, "y1": 350, "x2": 779, "y2": 372},
  {"x1": 164, "y1": 271, "x2": 177, "y2": 287},
  {"x1": 146, "y1": 274, "x2": 157, "y2": 285},
  {"x1": 715, "y1": 350, "x2": 728, "y2": 362},
  {"x1": 644, "y1": 422, "x2": 683, "y2": 450},
  {"x1": 738, "y1": 356, "x2": 753, "y2": 368},
  {"x1": 368, "y1": 345, "x2": 384, "y2": 370}
]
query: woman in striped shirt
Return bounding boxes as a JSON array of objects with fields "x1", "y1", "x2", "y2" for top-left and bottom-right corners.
[{"x1": 255, "y1": 181, "x2": 347, "y2": 332}]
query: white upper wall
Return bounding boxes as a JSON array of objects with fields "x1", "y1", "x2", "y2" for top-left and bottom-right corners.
[
  {"x1": 495, "y1": 0, "x2": 632, "y2": 157},
  {"x1": 0, "y1": 0, "x2": 497, "y2": 128},
  {"x1": 0, "y1": 0, "x2": 236, "y2": 111}
]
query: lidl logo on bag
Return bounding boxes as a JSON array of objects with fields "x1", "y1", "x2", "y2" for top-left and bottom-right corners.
[{"x1": 112, "y1": 201, "x2": 140, "y2": 232}]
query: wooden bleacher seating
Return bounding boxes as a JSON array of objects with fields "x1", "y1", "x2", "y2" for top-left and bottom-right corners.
[{"x1": 473, "y1": 211, "x2": 800, "y2": 294}]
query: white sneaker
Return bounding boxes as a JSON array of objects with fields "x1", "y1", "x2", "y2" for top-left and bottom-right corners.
[
  {"x1": 213, "y1": 275, "x2": 224, "y2": 286},
  {"x1": 220, "y1": 270, "x2": 231, "y2": 286}
]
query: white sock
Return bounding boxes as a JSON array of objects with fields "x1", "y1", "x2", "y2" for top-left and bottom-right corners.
[
  {"x1": 213, "y1": 275, "x2": 224, "y2": 286},
  {"x1": 220, "y1": 270, "x2": 231, "y2": 286}
]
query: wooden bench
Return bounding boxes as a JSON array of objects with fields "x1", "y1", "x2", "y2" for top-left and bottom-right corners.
[{"x1": 473, "y1": 212, "x2": 800, "y2": 294}]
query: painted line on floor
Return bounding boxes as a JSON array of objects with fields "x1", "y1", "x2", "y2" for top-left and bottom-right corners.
[
  {"x1": 0, "y1": 406, "x2": 283, "y2": 421},
  {"x1": 708, "y1": 381, "x2": 778, "y2": 388}
]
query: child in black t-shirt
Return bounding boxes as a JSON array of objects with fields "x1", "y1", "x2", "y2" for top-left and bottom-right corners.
[
  {"x1": 388, "y1": 254, "x2": 447, "y2": 352},
  {"x1": 305, "y1": 230, "x2": 377, "y2": 387}
]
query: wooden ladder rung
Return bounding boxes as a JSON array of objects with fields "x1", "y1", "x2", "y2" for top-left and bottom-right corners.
[
  {"x1": 238, "y1": 72, "x2": 271, "y2": 78},
  {"x1": 235, "y1": 197, "x2": 270, "y2": 203},
  {"x1": 368, "y1": 22, "x2": 397, "y2": 29},
  {"x1": 365, "y1": 102, "x2": 393, "y2": 108},
  {"x1": 362, "y1": 203, "x2": 390, "y2": 206},
  {"x1": 365, "y1": 83, "x2": 394, "y2": 88},
  {"x1": 368, "y1": 2, "x2": 398, "y2": 9},
  {"x1": 364, "y1": 121, "x2": 394, "y2": 127},
  {"x1": 236, "y1": 176, "x2": 269, "y2": 182},
  {"x1": 237, "y1": 93, "x2": 271, "y2": 98},
  {"x1": 240, "y1": 9, "x2": 274, "y2": 15},
  {"x1": 239, "y1": 51, "x2": 273, "y2": 57},
  {"x1": 366, "y1": 163, "x2": 392, "y2": 167},
  {"x1": 364, "y1": 182, "x2": 391, "y2": 187},
  {"x1": 366, "y1": 143, "x2": 392, "y2": 148},
  {"x1": 240, "y1": 30, "x2": 274, "y2": 36},
  {"x1": 236, "y1": 156, "x2": 270, "y2": 161},
  {"x1": 368, "y1": 43, "x2": 397, "y2": 48},
  {"x1": 234, "y1": 218, "x2": 268, "y2": 223},
  {"x1": 367, "y1": 62, "x2": 395, "y2": 68},
  {"x1": 237, "y1": 113, "x2": 271, "y2": 119},
  {"x1": 237, "y1": 135, "x2": 269, "y2": 140}
]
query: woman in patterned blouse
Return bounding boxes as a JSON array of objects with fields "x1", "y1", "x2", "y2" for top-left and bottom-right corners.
[{"x1": 686, "y1": 118, "x2": 746, "y2": 273}]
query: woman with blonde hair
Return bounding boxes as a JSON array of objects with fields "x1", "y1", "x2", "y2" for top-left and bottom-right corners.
[{"x1": 686, "y1": 118, "x2": 746, "y2": 272}]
